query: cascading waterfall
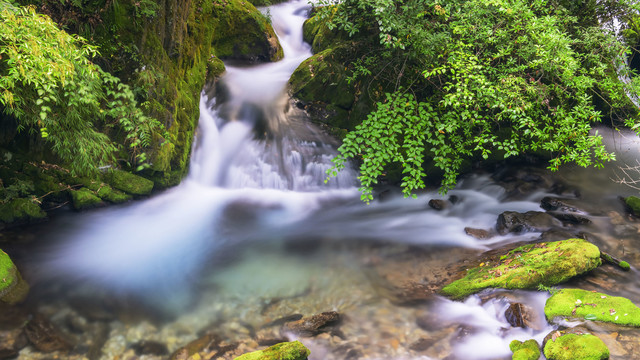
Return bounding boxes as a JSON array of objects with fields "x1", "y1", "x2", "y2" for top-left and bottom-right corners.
[{"x1": 21, "y1": 1, "x2": 640, "y2": 359}]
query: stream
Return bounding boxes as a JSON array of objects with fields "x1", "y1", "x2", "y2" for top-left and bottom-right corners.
[{"x1": 3, "y1": 1, "x2": 640, "y2": 359}]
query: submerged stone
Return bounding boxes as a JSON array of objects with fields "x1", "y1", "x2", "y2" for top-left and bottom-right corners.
[
  {"x1": 106, "y1": 170, "x2": 154, "y2": 196},
  {"x1": 234, "y1": 340, "x2": 310, "y2": 360},
  {"x1": 440, "y1": 239, "x2": 601, "y2": 299},
  {"x1": 543, "y1": 333, "x2": 609, "y2": 360},
  {"x1": 0, "y1": 250, "x2": 29, "y2": 305},
  {"x1": 509, "y1": 339, "x2": 540, "y2": 360},
  {"x1": 281, "y1": 311, "x2": 340, "y2": 337},
  {"x1": 545, "y1": 288, "x2": 640, "y2": 326},
  {"x1": 495, "y1": 211, "x2": 562, "y2": 235}
]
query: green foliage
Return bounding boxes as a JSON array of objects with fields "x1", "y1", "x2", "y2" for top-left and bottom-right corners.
[
  {"x1": 0, "y1": 2, "x2": 167, "y2": 176},
  {"x1": 322, "y1": 0, "x2": 640, "y2": 199}
]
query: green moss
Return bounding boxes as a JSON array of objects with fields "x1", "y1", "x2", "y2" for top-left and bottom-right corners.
[
  {"x1": 0, "y1": 250, "x2": 29, "y2": 305},
  {"x1": 96, "y1": 184, "x2": 132, "y2": 203},
  {"x1": 70, "y1": 188, "x2": 103, "y2": 210},
  {"x1": 625, "y1": 195, "x2": 640, "y2": 216},
  {"x1": 619, "y1": 260, "x2": 631, "y2": 270},
  {"x1": 509, "y1": 339, "x2": 540, "y2": 360},
  {"x1": 440, "y1": 239, "x2": 602, "y2": 299},
  {"x1": 234, "y1": 341, "x2": 310, "y2": 360},
  {"x1": 543, "y1": 333, "x2": 609, "y2": 360},
  {"x1": 0, "y1": 198, "x2": 46, "y2": 223},
  {"x1": 210, "y1": 0, "x2": 284, "y2": 62},
  {"x1": 106, "y1": 170, "x2": 154, "y2": 195},
  {"x1": 545, "y1": 288, "x2": 640, "y2": 326}
]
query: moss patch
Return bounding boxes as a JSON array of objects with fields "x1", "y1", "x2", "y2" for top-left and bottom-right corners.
[
  {"x1": 545, "y1": 288, "x2": 640, "y2": 326},
  {"x1": 0, "y1": 198, "x2": 46, "y2": 223},
  {"x1": 509, "y1": 339, "x2": 540, "y2": 360},
  {"x1": 96, "y1": 185, "x2": 132, "y2": 203},
  {"x1": 625, "y1": 195, "x2": 640, "y2": 216},
  {"x1": 440, "y1": 239, "x2": 601, "y2": 299},
  {"x1": 0, "y1": 250, "x2": 29, "y2": 305},
  {"x1": 69, "y1": 188, "x2": 103, "y2": 210},
  {"x1": 543, "y1": 333, "x2": 609, "y2": 360},
  {"x1": 106, "y1": 170, "x2": 154, "y2": 195},
  {"x1": 234, "y1": 341, "x2": 310, "y2": 360}
]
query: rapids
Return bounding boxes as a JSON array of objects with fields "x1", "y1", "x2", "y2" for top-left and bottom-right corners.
[{"x1": 4, "y1": 1, "x2": 640, "y2": 359}]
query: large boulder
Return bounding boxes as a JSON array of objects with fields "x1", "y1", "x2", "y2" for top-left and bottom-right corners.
[
  {"x1": 211, "y1": 0, "x2": 283, "y2": 62},
  {"x1": 545, "y1": 288, "x2": 640, "y2": 326},
  {"x1": 234, "y1": 341, "x2": 310, "y2": 360},
  {"x1": 0, "y1": 250, "x2": 29, "y2": 305},
  {"x1": 440, "y1": 239, "x2": 601, "y2": 299}
]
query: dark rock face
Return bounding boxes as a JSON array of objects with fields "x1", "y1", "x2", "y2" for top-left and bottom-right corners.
[
  {"x1": 428, "y1": 199, "x2": 448, "y2": 211},
  {"x1": 496, "y1": 211, "x2": 562, "y2": 235},
  {"x1": 540, "y1": 197, "x2": 579, "y2": 212},
  {"x1": 504, "y1": 302, "x2": 540, "y2": 330}
]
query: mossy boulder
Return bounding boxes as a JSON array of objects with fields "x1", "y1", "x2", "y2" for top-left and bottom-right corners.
[
  {"x1": 211, "y1": 0, "x2": 283, "y2": 62},
  {"x1": 0, "y1": 198, "x2": 46, "y2": 224},
  {"x1": 624, "y1": 195, "x2": 640, "y2": 216},
  {"x1": 105, "y1": 170, "x2": 154, "y2": 196},
  {"x1": 234, "y1": 341, "x2": 310, "y2": 360},
  {"x1": 302, "y1": 8, "x2": 349, "y2": 53},
  {"x1": 0, "y1": 250, "x2": 29, "y2": 305},
  {"x1": 545, "y1": 288, "x2": 640, "y2": 326},
  {"x1": 509, "y1": 339, "x2": 540, "y2": 360},
  {"x1": 69, "y1": 188, "x2": 103, "y2": 210},
  {"x1": 440, "y1": 239, "x2": 602, "y2": 299},
  {"x1": 543, "y1": 333, "x2": 609, "y2": 360},
  {"x1": 247, "y1": 0, "x2": 289, "y2": 6}
]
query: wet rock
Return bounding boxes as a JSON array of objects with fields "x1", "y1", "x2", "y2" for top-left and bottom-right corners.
[
  {"x1": 509, "y1": 339, "x2": 540, "y2": 360},
  {"x1": 0, "y1": 250, "x2": 29, "y2": 305},
  {"x1": 281, "y1": 311, "x2": 340, "y2": 337},
  {"x1": 540, "y1": 197, "x2": 579, "y2": 212},
  {"x1": 24, "y1": 314, "x2": 73, "y2": 353},
  {"x1": 0, "y1": 328, "x2": 27, "y2": 359},
  {"x1": 543, "y1": 330, "x2": 609, "y2": 360},
  {"x1": 441, "y1": 239, "x2": 601, "y2": 299},
  {"x1": 545, "y1": 288, "x2": 640, "y2": 326},
  {"x1": 234, "y1": 340, "x2": 310, "y2": 360},
  {"x1": 496, "y1": 211, "x2": 562, "y2": 235},
  {"x1": 464, "y1": 227, "x2": 491, "y2": 240},
  {"x1": 131, "y1": 340, "x2": 169, "y2": 356},
  {"x1": 505, "y1": 303, "x2": 532, "y2": 329},
  {"x1": 548, "y1": 212, "x2": 592, "y2": 225},
  {"x1": 428, "y1": 199, "x2": 448, "y2": 211}
]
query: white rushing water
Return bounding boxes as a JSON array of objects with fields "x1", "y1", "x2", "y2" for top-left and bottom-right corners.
[{"x1": 35, "y1": 1, "x2": 607, "y2": 359}]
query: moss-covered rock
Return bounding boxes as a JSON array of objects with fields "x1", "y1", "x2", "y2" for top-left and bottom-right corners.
[
  {"x1": 234, "y1": 341, "x2": 310, "y2": 360},
  {"x1": 247, "y1": 0, "x2": 288, "y2": 6},
  {"x1": 543, "y1": 333, "x2": 609, "y2": 360},
  {"x1": 210, "y1": 0, "x2": 283, "y2": 62},
  {"x1": 545, "y1": 288, "x2": 640, "y2": 326},
  {"x1": 0, "y1": 250, "x2": 29, "y2": 305},
  {"x1": 624, "y1": 195, "x2": 640, "y2": 216},
  {"x1": 0, "y1": 198, "x2": 47, "y2": 224},
  {"x1": 69, "y1": 188, "x2": 103, "y2": 210},
  {"x1": 96, "y1": 185, "x2": 132, "y2": 204},
  {"x1": 440, "y1": 239, "x2": 602, "y2": 299},
  {"x1": 105, "y1": 170, "x2": 154, "y2": 196},
  {"x1": 509, "y1": 339, "x2": 540, "y2": 360}
]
